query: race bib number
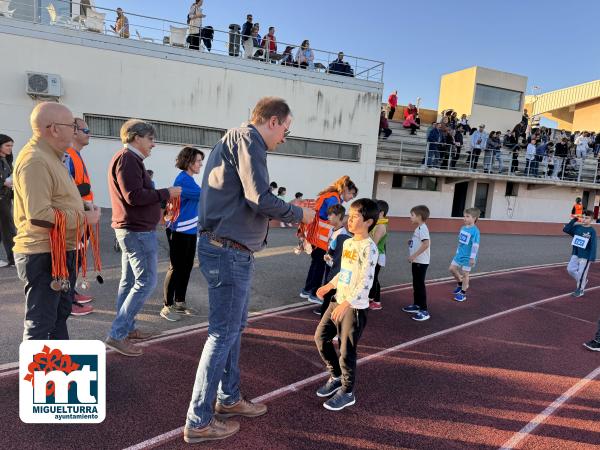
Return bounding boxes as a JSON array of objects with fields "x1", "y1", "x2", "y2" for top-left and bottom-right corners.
[
  {"x1": 572, "y1": 235, "x2": 589, "y2": 249},
  {"x1": 408, "y1": 239, "x2": 413, "y2": 249},
  {"x1": 338, "y1": 269, "x2": 352, "y2": 285},
  {"x1": 459, "y1": 230, "x2": 471, "y2": 245}
]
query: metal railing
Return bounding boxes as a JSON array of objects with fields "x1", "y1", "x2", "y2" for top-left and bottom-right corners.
[
  {"x1": 2, "y1": 0, "x2": 384, "y2": 82},
  {"x1": 379, "y1": 139, "x2": 600, "y2": 185}
]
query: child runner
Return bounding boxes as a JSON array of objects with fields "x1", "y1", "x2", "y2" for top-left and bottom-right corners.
[
  {"x1": 314, "y1": 204, "x2": 351, "y2": 316},
  {"x1": 403, "y1": 205, "x2": 431, "y2": 321},
  {"x1": 563, "y1": 210, "x2": 597, "y2": 297},
  {"x1": 584, "y1": 320, "x2": 600, "y2": 352},
  {"x1": 314, "y1": 198, "x2": 379, "y2": 411},
  {"x1": 449, "y1": 207, "x2": 481, "y2": 302},
  {"x1": 368, "y1": 200, "x2": 389, "y2": 311}
]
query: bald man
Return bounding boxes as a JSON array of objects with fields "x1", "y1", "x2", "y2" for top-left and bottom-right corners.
[{"x1": 12, "y1": 102, "x2": 100, "y2": 340}]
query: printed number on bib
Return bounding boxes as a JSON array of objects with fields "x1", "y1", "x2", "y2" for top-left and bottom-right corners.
[
  {"x1": 572, "y1": 235, "x2": 589, "y2": 249},
  {"x1": 459, "y1": 230, "x2": 471, "y2": 245},
  {"x1": 338, "y1": 269, "x2": 352, "y2": 285}
]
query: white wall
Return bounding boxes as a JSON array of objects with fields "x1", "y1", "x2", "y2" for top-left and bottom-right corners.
[{"x1": 0, "y1": 21, "x2": 382, "y2": 207}]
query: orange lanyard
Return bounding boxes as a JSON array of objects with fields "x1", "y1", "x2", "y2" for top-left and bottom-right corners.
[
  {"x1": 88, "y1": 220, "x2": 103, "y2": 284},
  {"x1": 49, "y1": 209, "x2": 69, "y2": 291},
  {"x1": 165, "y1": 196, "x2": 181, "y2": 224}
]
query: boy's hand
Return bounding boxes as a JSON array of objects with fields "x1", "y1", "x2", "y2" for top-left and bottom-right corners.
[
  {"x1": 316, "y1": 283, "x2": 333, "y2": 300},
  {"x1": 408, "y1": 255, "x2": 416, "y2": 263},
  {"x1": 323, "y1": 254, "x2": 333, "y2": 263},
  {"x1": 469, "y1": 258, "x2": 475, "y2": 267},
  {"x1": 331, "y1": 301, "x2": 350, "y2": 322}
]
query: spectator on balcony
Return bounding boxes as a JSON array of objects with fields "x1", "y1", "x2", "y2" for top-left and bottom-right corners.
[
  {"x1": 328, "y1": 52, "x2": 354, "y2": 77},
  {"x1": 248, "y1": 26, "x2": 264, "y2": 59},
  {"x1": 405, "y1": 103, "x2": 420, "y2": 125},
  {"x1": 262, "y1": 27, "x2": 278, "y2": 62},
  {"x1": 553, "y1": 137, "x2": 569, "y2": 179},
  {"x1": 280, "y1": 46, "x2": 296, "y2": 66},
  {"x1": 544, "y1": 149, "x2": 556, "y2": 178},
  {"x1": 379, "y1": 111, "x2": 392, "y2": 139},
  {"x1": 439, "y1": 126, "x2": 454, "y2": 169},
  {"x1": 242, "y1": 14, "x2": 254, "y2": 57},
  {"x1": 593, "y1": 132, "x2": 600, "y2": 157},
  {"x1": 426, "y1": 123, "x2": 442, "y2": 167},
  {"x1": 467, "y1": 125, "x2": 487, "y2": 170},
  {"x1": 449, "y1": 111, "x2": 458, "y2": 130},
  {"x1": 403, "y1": 113, "x2": 419, "y2": 135},
  {"x1": 201, "y1": 26, "x2": 214, "y2": 52},
  {"x1": 111, "y1": 8, "x2": 130, "y2": 38},
  {"x1": 575, "y1": 132, "x2": 590, "y2": 170},
  {"x1": 450, "y1": 126, "x2": 464, "y2": 169},
  {"x1": 525, "y1": 139, "x2": 536, "y2": 176},
  {"x1": 80, "y1": 0, "x2": 91, "y2": 17},
  {"x1": 535, "y1": 141, "x2": 553, "y2": 177},
  {"x1": 459, "y1": 114, "x2": 471, "y2": 134},
  {"x1": 483, "y1": 131, "x2": 502, "y2": 174},
  {"x1": 387, "y1": 91, "x2": 398, "y2": 120},
  {"x1": 187, "y1": 0, "x2": 206, "y2": 51},
  {"x1": 296, "y1": 40, "x2": 315, "y2": 70}
]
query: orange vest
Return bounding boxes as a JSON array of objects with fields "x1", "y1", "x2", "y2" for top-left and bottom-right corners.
[
  {"x1": 306, "y1": 192, "x2": 341, "y2": 251},
  {"x1": 571, "y1": 203, "x2": 583, "y2": 219},
  {"x1": 65, "y1": 147, "x2": 94, "y2": 202}
]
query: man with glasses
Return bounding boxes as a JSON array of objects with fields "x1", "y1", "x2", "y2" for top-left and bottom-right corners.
[
  {"x1": 12, "y1": 102, "x2": 100, "y2": 340},
  {"x1": 183, "y1": 97, "x2": 314, "y2": 443},
  {"x1": 64, "y1": 118, "x2": 95, "y2": 316}
]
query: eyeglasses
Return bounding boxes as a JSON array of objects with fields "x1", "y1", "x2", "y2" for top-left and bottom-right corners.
[
  {"x1": 78, "y1": 127, "x2": 91, "y2": 135},
  {"x1": 46, "y1": 122, "x2": 77, "y2": 133}
]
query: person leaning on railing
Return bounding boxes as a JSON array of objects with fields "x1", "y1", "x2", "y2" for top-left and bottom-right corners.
[
  {"x1": 328, "y1": 52, "x2": 354, "y2": 77},
  {"x1": 187, "y1": 0, "x2": 206, "y2": 50},
  {"x1": 296, "y1": 40, "x2": 315, "y2": 70},
  {"x1": 110, "y1": 8, "x2": 129, "y2": 38}
]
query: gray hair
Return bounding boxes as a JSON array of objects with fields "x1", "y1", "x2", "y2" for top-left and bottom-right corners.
[{"x1": 120, "y1": 119, "x2": 155, "y2": 144}]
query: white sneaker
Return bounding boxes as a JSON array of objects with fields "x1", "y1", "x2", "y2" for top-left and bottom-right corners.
[
  {"x1": 0, "y1": 260, "x2": 8, "y2": 268},
  {"x1": 160, "y1": 305, "x2": 180, "y2": 322}
]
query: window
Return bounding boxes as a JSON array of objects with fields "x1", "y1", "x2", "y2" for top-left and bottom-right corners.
[
  {"x1": 474, "y1": 183, "x2": 489, "y2": 218},
  {"x1": 392, "y1": 175, "x2": 438, "y2": 191},
  {"x1": 84, "y1": 114, "x2": 361, "y2": 161},
  {"x1": 474, "y1": 84, "x2": 523, "y2": 111},
  {"x1": 505, "y1": 181, "x2": 519, "y2": 197}
]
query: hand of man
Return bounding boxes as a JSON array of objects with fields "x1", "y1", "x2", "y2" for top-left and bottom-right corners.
[
  {"x1": 84, "y1": 206, "x2": 101, "y2": 225},
  {"x1": 316, "y1": 283, "x2": 333, "y2": 300},
  {"x1": 301, "y1": 208, "x2": 316, "y2": 224},
  {"x1": 469, "y1": 258, "x2": 475, "y2": 267},
  {"x1": 331, "y1": 301, "x2": 350, "y2": 322},
  {"x1": 408, "y1": 255, "x2": 415, "y2": 263},
  {"x1": 168, "y1": 186, "x2": 182, "y2": 199}
]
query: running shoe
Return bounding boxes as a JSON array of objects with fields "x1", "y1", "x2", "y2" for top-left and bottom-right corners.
[
  {"x1": 452, "y1": 286, "x2": 462, "y2": 295},
  {"x1": 0, "y1": 259, "x2": 8, "y2": 268},
  {"x1": 299, "y1": 289, "x2": 311, "y2": 299},
  {"x1": 454, "y1": 292, "x2": 467, "y2": 302},
  {"x1": 412, "y1": 311, "x2": 430, "y2": 322},
  {"x1": 316, "y1": 377, "x2": 342, "y2": 397},
  {"x1": 402, "y1": 305, "x2": 420, "y2": 314},
  {"x1": 369, "y1": 301, "x2": 382, "y2": 310},
  {"x1": 308, "y1": 295, "x2": 323, "y2": 305},
  {"x1": 571, "y1": 289, "x2": 584, "y2": 298},
  {"x1": 74, "y1": 292, "x2": 93, "y2": 304},
  {"x1": 174, "y1": 301, "x2": 197, "y2": 315},
  {"x1": 312, "y1": 308, "x2": 322, "y2": 316},
  {"x1": 583, "y1": 340, "x2": 600, "y2": 352},
  {"x1": 71, "y1": 302, "x2": 93, "y2": 316},
  {"x1": 160, "y1": 305, "x2": 180, "y2": 322},
  {"x1": 323, "y1": 390, "x2": 356, "y2": 411}
]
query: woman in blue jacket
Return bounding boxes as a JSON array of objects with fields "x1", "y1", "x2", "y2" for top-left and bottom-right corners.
[{"x1": 161, "y1": 147, "x2": 204, "y2": 321}]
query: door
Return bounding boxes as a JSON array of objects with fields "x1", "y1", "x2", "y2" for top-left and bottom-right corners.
[
  {"x1": 474, "y1": 183, "x2": 489, "y2": 218},
  {"x1": 451, "y1": 182, "x2": 468, "y2": 217}
]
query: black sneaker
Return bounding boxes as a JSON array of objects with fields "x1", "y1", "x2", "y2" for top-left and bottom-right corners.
[
  {"x1": 323, "y1": 390, "x2": 356, "y2": 411},
  {"x1": 316, "y1": 377, "x2": 342, "y2": 397},
  {"x1": 312, "y1": 308, "x2": 322, "y2": 316},
  {"x1": 583, "y1": 340, "x2": 600, "y2": 352}
]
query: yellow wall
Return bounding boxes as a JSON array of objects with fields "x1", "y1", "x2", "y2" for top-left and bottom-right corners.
[
  {"x1": 437, "y1": 67, "x2": 477, "y2": 117},
  {"x1": 572, "y1": 98, "x2": 600, "y2": 132}
]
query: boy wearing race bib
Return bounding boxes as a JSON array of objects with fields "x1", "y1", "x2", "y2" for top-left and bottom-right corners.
[
  {"x1": 449, "y1": 208, "x2": 481, "y2": 302},
  {"x1": 563, "y1": 210, "x2": 597, "y2": 297},
  {"x1": 314, "y1": 199, "x2": 379, "y2": 411}
]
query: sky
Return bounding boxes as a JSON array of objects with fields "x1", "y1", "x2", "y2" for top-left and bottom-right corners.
[{"x1": 95, "y1": 0, "x2": 600, "y2": 109}]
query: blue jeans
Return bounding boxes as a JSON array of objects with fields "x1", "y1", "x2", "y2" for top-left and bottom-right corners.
[
  {"x1": 186, "y1": 235, "x2": 254, "y2": 428},
  {"x1": 109, "y1": 229, "x2": 158, "y2": 340}
]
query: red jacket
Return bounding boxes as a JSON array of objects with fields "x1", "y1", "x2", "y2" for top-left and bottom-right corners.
[{"x1": 388, "y1": 94, "x2": 398, "y2": 108}]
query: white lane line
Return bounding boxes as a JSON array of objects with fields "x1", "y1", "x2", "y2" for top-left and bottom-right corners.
[
  {"x1": 122, "y1": 285, "x2": 600, "y2": 450},
  {"x1": 0, "y1": 262, "x2": 578, "y2": 378},
  {"x1": 529, "y1": 305, "x2": 597, "y2": 325},
  {"x1": 499, "y1": 365, "x2": 600, "y2": 450}
]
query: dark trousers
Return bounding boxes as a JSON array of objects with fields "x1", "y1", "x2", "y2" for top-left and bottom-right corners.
[
  {"x1": 511, "y1": 150, "x2": 519, "y2": 173},
  {"x1": 412, "y1": 263, "x2": 429, "y2": 310},
  {"x1": 0, "y1": 196, "x2": 15, "y2": 264},
  {"x1": 466, "y1": 148, "x2": 481, "y2": 169},
  {"x1": 404, "y1": 124, "x2": 418, "y2": 135},
  {"x1": 368, "y1": 264, "x2": 381, "y2": 302},
  {"x1": 319, "y1": 289, "x2": 336, "y2": 315},
  {"x1": 314, "y1": 302, "x2": 368, "y2": 392},
  {"x1": 188, "y1": 33, "x2": 201, "y2": 50},
  {"x1": 387, "y1": 107, "x2": 396, "y2": 120},
  {"x1": 439, "y1": 144, "x2": 452, "y2": 169},
  {"x1": 163, "y1": 228, "x2": 197, "y2": 306},
  {"x1": 379, "y1": 127, "x2": 392, "y2": 138},
  {"x1": 15, "y1": 251, "x2": 76, "y2": 340},
  {"x1": 450, "y1": 145, "x2": 462, "y2": 168},
  {"x1": 304, "y1": 247, "x2": 326, "y2": 295}
]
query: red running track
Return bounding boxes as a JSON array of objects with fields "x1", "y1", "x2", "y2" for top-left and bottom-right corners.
[{"x1": 0, "y1": 264, "x2": 599, "y2": 450}]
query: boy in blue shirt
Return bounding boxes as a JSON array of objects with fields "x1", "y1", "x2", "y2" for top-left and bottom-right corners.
[
  {"x1": 449, "y1": 208, "x2": 481, "y2": 302},
  {"x1": 563, "y1": 210, "x2": 597, "y2": 298}
]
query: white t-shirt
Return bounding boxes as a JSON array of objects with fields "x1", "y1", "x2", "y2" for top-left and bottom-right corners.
[
  {"x1": 330, "y1": 237, "x2": 379, "y2": 309},
  {"x1": 408, "y1": 224, "x2": 431, "y2": 264}
]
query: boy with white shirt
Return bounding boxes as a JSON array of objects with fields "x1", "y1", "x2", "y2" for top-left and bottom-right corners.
[
  {"x1": 403, "y1": 205, "x2": 431, "y2": 321},
  {"x1": 314, "y1": 198, "x2": 379, "y2": 411},
  {"x1": 525, "y1": 139, "x2": 537, "y2": 176}
]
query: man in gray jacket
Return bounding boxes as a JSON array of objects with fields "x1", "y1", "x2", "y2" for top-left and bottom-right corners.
[{"x1": 184, "y1": 97, "x2": 315, "y2": 443}]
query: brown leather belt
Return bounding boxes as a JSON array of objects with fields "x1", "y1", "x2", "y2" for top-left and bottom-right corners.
[{"x1": 200, "y1": 231, "x2": 253, "y2": 254}]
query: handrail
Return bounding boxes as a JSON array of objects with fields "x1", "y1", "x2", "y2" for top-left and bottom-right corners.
[{"x1": 3, "y1": 0, "x2": 384, "y2": 83}]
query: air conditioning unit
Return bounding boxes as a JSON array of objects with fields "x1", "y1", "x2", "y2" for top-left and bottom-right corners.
[{"x1": 26, "y1": 72, "x2": 62, "y2": 98}]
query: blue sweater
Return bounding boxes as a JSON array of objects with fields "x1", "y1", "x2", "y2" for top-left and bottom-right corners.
[
  {"x1": 168, "y1": 171, "x2": 201, "y2": 235},
  {"x1": 563, "y1": 219, "x2": 597, "y2": 261}
]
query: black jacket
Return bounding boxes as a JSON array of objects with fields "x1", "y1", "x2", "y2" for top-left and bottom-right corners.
[{"x1": 241, "y1": 21, "x2": 253, "y2": 41}]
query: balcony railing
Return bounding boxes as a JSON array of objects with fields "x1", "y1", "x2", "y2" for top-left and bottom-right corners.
[
  {"x1": 1, "y1": 0, "x2": 384, "y2": 83},
  {"x1": 377, "y1": 140, "x2": 600, "y2": 186}
]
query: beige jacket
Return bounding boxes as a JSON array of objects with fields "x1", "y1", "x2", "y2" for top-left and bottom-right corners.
[{"x1": 12, "y1": 137, "x2": 84, "y2": 254}]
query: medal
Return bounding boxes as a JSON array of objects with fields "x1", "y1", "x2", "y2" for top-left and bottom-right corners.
[
  {"x1": 50, "y1": 280, "x2": 62, "y2": 291},
  {"x1": 78, "y1": 279, "x2": 90, "y2": 290}
]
